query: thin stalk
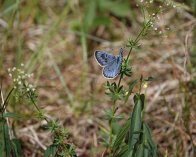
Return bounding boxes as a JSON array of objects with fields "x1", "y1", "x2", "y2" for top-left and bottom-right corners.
[
  {"x1": 109, "y1": 100, "x2": 116, "y2": 157},
  {"x1": 27, "y1": 92, "x2": 49, "y2": 123},
  {"x1": 2, "y1": 88, "x2": 14, "y2": 113},
  {"x1": 23, "y1": 82, "x2": 49, "y2": 123},
  {"x1": 117, "y1": 20, "x2": 151, "y2": 88},
  {"x1": 139, "y1": 75, "x2": 143, "y2": 95}
]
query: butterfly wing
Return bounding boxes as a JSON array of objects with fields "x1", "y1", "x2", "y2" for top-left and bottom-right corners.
[
  {"x1": 95, "y1": 51, "x2": 116, "y2": 67},
  {"x1": 102, "y1": 51, "x2": 123, "y2": 79}
]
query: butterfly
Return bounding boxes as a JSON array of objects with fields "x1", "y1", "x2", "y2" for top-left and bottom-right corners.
[{"x1": 94, "y1": 48, "x2": 123, "y2": 79}]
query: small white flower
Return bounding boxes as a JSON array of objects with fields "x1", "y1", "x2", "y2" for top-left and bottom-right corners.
[
  {"x1": 27, "y1": 88, "x2": 30, "y2": 91},
  {"x1": 18, "y1": 81, "x2": 21, "y2": 85},
  {"x1": 9, "y1": 73, "x2": 12, "y2": 77},
  {"x1": 8, "y1": 68, "x2": 11, "y2": 72},
  {"x1": 29, "y1": 84, "x2": 33, "y2": 88},
  {"x1": 12, "y1": 67, "x2": 16, "y2": 71},
  {"x1": 21, "y1": 63, "x2": 24, "y2": 67}
]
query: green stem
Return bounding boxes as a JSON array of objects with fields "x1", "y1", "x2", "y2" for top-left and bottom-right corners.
[
  {"x1": 109, "y1": 100, "x2": 116, "y2": 156},
  {"x1": 117, "y1": 20, "x2": 151, "y2": 88},
  {"x1": 28, "y1": 92, "x2": 49, "y2": 123},
  {"x1": 23, "y1": 82, "x2": 49, "y2": 123},
  {"x1": 2, "y1": 88, "x2": 14, "y2": 113},
  {"x1": 139, "y1": 75, "x2": 143, "y2": 95}
]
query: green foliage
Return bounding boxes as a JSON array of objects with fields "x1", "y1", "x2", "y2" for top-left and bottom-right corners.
[
  {"x1": 44, "y1": 126, "x2": 77, "y2": 157},
  {"x1": 105, "y1": 81, "x2": 126, "y2": 102},
  {"x1": 1, "y1": 66, "x2": 77, "y2": 157},
  {"x1": 128, "y1": 94, "x2": 144, "y2": 148},
  {"x1": 99, "y1": 4, "x2": 157, "y2": 157},
  {"x1": 112, "y1": 119, "x2": 131, "y2": 155},
  {"x1": 0, "y1": 84, "x2": 23, "y2": 157},
  {"x1": 98, "y1": 0, "x2": 130, "y2": 17},
  {"x1": 121, "y1": 59, "x2": 133, "y2": 77},
  {"x1": 183, "y1": 0, "x2": 196, "y2": 16}
]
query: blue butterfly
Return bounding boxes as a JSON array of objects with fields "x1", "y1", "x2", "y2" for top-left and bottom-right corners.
[{"x1": 94, "y1": 48, "x2": 123, "y2": 79}]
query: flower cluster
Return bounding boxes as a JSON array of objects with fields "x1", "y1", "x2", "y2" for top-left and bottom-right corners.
[{"x1": 8, "y1": 64, "x2": 35, "y2": 92}]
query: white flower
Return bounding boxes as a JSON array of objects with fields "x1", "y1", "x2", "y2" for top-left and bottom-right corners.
[{"x1": 12, "y1": 67, "x2": 16, "y2": 71}]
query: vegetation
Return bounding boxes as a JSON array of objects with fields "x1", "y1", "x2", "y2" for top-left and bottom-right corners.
[{"x1": 0, "y1": 0, "x2": 195, "y2": 157}]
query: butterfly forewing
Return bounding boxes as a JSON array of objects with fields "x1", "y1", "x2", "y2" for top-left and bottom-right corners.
[{"x1": 95, "y1": 51, "x2": 116, "y2": 67}]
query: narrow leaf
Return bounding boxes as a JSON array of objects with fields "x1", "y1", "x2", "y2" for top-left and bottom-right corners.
[
  {"x1": 3, "y1": 112, "x2": 21, "y2": 119},
  {"x1": 128, "y1": 94, "x2": 144, "y2": 148},
  {"x1": 44, "y1": 145, "x2": 57, "y2": 157},
  {"x1": 113, "y1": 119, "x2": 131, "y2": 153},
  {"x1": 11, "y1": 139, "x2": 23, "y2": 157}
]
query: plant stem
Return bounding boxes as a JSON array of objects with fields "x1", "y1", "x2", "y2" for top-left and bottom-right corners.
[
  {"x1": 23, "y1": 82, "x2": 49, "y2": 123},
  {"x1": 139, "y1": 75, "x2": 143, "y2": 95},
  {"x1": 109, "y1": 100, "x2": 116, "y2": 157},
  {"x1": 2, "y1": 88, "x2": 14, "y2": 113},
  {"x1": 28, "y1": 92, "x2": 49, "y2": 123},
  {"x1": 117, "y1": 20, "x2": 151, "y2": 88}
]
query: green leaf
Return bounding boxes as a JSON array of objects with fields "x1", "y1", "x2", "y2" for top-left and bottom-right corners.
[
  {"x1": 100, "y1": 0, "x2": 130, "y2": 17},
  {"x1": 143, "y1": 123, "x2": 157, "y2": 157},
  {"x1": 83, "y1": 0, "x2": 97, "y2": 32},
  {"x1": 44, "y1": 145, "x2": 57, "y2": 157},
  {"x1": 113, "y1": 119, "x2": 131, "y2": 154},
  {"x1": 0, "y1": 118, "x2": 6, "y2": 157},
  {"x1": 93, "y1": 16, "x2": 111, "y2": 27},
  {"x1": 128, "y1": 94, "x2": 145, "y2": 149},
  {"x1": 3, "y1": 112, "x2": 21, "y2": 119},
  {"x1": 11, "y1": 139, "x2": 23, "y2": 157},
  {"x1": 113, "y1": 144, "x2": 129, "y2": 157},
  {"x1": 144, "y1": 147, "x2": 149, "y2": 157},
  {"x1": 4, "y1": 123, "x2": 12, "y2": 157},
  {"x1": 1, "y1": 0, "x2": 20, "y2": 16},
  {"x1": 135, "y1": 144, "x2": 144, "y2": 157}
]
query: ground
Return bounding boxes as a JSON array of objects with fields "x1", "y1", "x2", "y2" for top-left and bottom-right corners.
[{"x1": 0, "y1": 0, "x2": 195, "y2": 157}]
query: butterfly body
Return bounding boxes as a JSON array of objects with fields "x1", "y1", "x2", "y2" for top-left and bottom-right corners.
[{"x1": 94, "y1": 48, "x2": 123, "y2": 79}]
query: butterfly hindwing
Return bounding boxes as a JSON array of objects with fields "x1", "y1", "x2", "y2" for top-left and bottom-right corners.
[
  {"x1": 102, "y1": 51, "x2": 123, "y2": 78},
  {"x1": 95, "y1": 51, "x2": 116, "y2": 66}
]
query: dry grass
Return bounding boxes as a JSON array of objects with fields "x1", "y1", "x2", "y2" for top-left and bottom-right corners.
[{"x1": 0, "y1": 0, "x2": 195, "y2": 157}]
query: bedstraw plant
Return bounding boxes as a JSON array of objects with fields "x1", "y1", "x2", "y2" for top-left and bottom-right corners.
[
  {"x1": 99, "y1": 9, "x2": 158, "y2": 157},
  {"x1": 0, "y1": 65, "x2": 77, "y2": 157}
]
